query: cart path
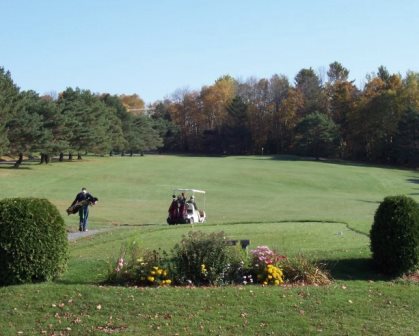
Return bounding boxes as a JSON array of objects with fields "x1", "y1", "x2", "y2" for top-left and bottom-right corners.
[{"x1": 68, "y1": 229, "x2": 110, "y2": 241}]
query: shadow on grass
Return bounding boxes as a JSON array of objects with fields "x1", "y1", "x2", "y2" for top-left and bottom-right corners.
[
  {"x1": 252, "y1": 155, "x2": 419, "y2": 172},
  {"x1": 356, "y1": 199, "x2": 380, "y2": 204},
  {"x1": 320, "y1": 258, "x2": 392, "y2": 281},
  {"x1": 0, "y1": 165, "x2": 32, "y2": 170},
  {"x1": 407, "y1": 177, "x2": 419, "y2": 184}
]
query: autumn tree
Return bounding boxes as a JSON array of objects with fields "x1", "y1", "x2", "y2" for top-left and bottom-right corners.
[
  {"x1": 201, "y1": 75, "x2": 236, "y2": 131},
  {"x1": 266, "y1": 74, "x2": 291, "y2": 153},
  {"x1": 119, "y1": 94, "x2": 145, "y2": 115},
  {"x1": 325, "y1": 62, "x2": 358, "y2": 158},
  {"x1": 168, "y1": 89, "x2": 202, "y2": 152},
  {"x1": 347, "y1": 68, "x2": 404, "y2": 161}
]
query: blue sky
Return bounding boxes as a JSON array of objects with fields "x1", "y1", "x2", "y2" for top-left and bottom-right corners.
[{"x1": 1, "y1": 0, "x2": 419, "y2": 103}]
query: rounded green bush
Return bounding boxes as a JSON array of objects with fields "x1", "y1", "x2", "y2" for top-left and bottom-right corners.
[
  {"x1": 370, "y1": 195, "x2": 419, "y2": 276},
  {"x1": 0, "y1": 198, "x2": 68, "y2": 285}
]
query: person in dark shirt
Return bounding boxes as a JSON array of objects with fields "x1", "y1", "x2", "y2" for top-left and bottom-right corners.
[{"x1": 71, "y1": 187, "x2": 97, "y2": 232}]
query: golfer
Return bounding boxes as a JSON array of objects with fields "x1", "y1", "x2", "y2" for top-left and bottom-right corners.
[{"x1": 71, "y1": 187, "x2": 97, "y2": 232}]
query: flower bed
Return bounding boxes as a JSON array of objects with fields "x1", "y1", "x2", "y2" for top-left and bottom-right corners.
[{"x1": 106, "y1": 231, "x2": 331, "y2": 287}]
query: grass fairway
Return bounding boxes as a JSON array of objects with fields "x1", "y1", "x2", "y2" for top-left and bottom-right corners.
[{"x1": 0, "y1": 155, "x2": 418, "y2": 335}]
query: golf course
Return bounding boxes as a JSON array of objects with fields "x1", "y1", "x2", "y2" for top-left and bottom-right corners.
[{"x1": 0, "y1": 155, "x2": 418, "y2": 335}]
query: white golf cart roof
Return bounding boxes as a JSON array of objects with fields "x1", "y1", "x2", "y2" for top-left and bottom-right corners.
[{"x1": 174, "y1": 188, "x2": 206, "y2": 194}]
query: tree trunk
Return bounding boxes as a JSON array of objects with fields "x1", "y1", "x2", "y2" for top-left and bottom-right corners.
[
  {"x1": 59, "y1": 153, "x2": 64, "y2": 161},
  {"x1": 69, "y1": 153, "x2": 73, "y2": 160},
  {"x1": 40, "y1": 153, "x2": 45, "y2": 164},
  {"x1": 77, "y1": 153, "x2": 82, "y2": 160},
  {"x1": 109, "y1": 150, "x2": 113, "y2": 156},
  {"x1": 130, "y1": 150, "x2": 133, "y2": 157},
  {"x1": 14, "y1": 153, "x2": 23, "y2": 168},
  {"x1": 121, "y1": 151, "x2": 125, "y2": 156}
]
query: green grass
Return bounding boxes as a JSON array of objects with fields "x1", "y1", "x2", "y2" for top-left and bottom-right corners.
[{"x1": 0, "y1": 155, "x2": 418, "y2": 335}]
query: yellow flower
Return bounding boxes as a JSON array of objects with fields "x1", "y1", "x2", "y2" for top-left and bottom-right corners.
[
  {"x1": 157, "y1": 269, "x2": 163, "y2": 275},
  {"x1": 147, "y1": 276, "x2": 155, "y2": 282},
  {"x1": 150, "y1": 271, "x2": 156, "y2": 275},
  {"x1": 263, "y1": 281, "x2": 268, "y2": 286},
  {"x1": 163, "y1": 270, "x2": 168, "y2": 276},
  {"x1": 268, "y1": 275, "x2": 273, "y2": 280},
  {"x1": 274, "y1": 280, "x2": 280, "y2": 285}
]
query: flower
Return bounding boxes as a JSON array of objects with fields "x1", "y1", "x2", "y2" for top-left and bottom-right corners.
[
  {"x1": 250, "y1": 247, "x2": 285, "y2": 286},
  {"x1": 114, "y1": 257, "x2": 125, "y2": 272},
  {"x1": 250, "y1": 246, "x2": 286, "y2": 266}
]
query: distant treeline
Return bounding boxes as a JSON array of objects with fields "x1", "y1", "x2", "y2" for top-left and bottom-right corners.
[{"x1": 1, "y1": 62, "x2": 418, "y2": 167}]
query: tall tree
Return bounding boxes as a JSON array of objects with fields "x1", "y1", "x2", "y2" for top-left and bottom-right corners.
[
  {"x1": 347, "y1": 70, "x2": 404, "y2": 161},
  {"x1": 325, "y1": 62, "x2": 358, "y2": 157},
  {"x1": 58, "y1": 88, "x2": 120, "y2": 157},
  {"x1": 327, "y1": 61, "x2": 350, "y2": 83},
  {"x1": 201, "y1": 75, "x2": 236, "y2": 131},
  {"x1": 222, "y1": 96, "x2": 250, "y2": 154},
  {"x1": 266, "y1": 74, "x2": 290, "y2": 153},
  {"x1": 392, "y1": 108, "x2": 419, "y2": 166},
  {"x1": 6, "y1": 91, "x2": 51, "y2": 159},
  {"x1": 100, "y1": 94, "x2": 128, "y2": 154},
  {"x1": 295, "y1": 68, "x2": 326, "y2": 116},
  {"x1": 125, "y1": 115, "x2": 163, "y2": 155},
  {"x1": 294, "y1": 112, "x2": 340, "y2": 159},
  {"x1": 0, "y1": 67, "x2": 20, "y2": 155},
  {"x1": 151, "y1": 101, "x2": 180, "y2": 152},
  {"x1": 245, "y1": 78, "x2": 271, "y2": 153}
]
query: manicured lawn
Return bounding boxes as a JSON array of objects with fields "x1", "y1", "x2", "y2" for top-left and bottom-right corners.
[{"x1": 0, "y1": 155, "x2": 418, "y2": 335}]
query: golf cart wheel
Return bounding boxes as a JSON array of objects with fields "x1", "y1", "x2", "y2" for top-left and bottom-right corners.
[{"x1": 189, "y1": 218, "x2": 194, "y2": 224}]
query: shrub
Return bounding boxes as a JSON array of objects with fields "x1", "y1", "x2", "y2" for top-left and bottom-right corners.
[
  {"x1": 0, "y1": 198, "x2": 68, "y2": 285},
  {"x1": 170, "y1": 231, "x2": 243, "y2": 286},
  {"x1": 370, "y1": 195, "x2": 419, "y2": 276},
  {"x1": 280, "y1": 255, "x2": 331, "y2": 285}
]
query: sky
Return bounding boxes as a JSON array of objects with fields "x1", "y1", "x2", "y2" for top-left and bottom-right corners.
[{"x1": 1, "y1": 0, "x2": 419, "y2": 104}]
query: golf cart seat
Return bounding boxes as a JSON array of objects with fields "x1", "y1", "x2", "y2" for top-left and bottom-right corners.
[{"x1": 186, "y1": 203, "x2": 194, "y2": 214}]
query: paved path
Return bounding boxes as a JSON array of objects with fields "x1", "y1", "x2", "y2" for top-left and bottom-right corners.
[{"x1": 67, "y1": 229, "x2": 108, "y2": 241}]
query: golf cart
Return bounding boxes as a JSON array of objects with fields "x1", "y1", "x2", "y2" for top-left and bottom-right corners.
[{"x1": 167, "y1": 188, "x2": 206, "y2": 225}]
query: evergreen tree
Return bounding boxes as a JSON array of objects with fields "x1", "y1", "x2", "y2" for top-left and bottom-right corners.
[
  {"x1": 222, "y1": 96, "x2": 251, "y2": 154},
  {"x1": 7, "y1": 91, "x2": 51, "y2": 158},
  {"x1": 126, "y1": 115, "x2": 163, "y2": 155},
  {"x1": 393, "y1": 108, "x2": 419, "y2": 166},
  {"x1": 0, "y1": 67, "x2": 20, "y2": 155},
  {"x1": 294, "y1": 112, "x2": 340, "y2": 159}
]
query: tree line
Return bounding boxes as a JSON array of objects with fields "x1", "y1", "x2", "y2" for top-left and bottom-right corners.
[
  {"x1": 156, "y1": 63, "x2": 418, "y2": 166},
  {"x1": 0, "y1": 68, "x2": 168, "y2": 165},
  {"x1": 1, "y1": 62, "x2": 418, "y2": 167}
]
